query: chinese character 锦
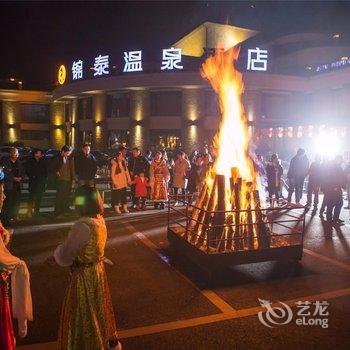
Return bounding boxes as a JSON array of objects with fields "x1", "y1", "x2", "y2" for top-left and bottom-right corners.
[
  {"x1": 93, "y1": 55, "x2": 109, "y2": 76},
  {"x1": 247, "y1": 47, "x2": 268, "y2": 71},
  {"x1": 161, "y1": 48, "x2": 183, "y2": 70},
  {"x1": 72, "y1": 60, "x2": 83, "y2": 80},
  {"x1": 123, "y1": 51, "x2": 143, "y2": 72}
]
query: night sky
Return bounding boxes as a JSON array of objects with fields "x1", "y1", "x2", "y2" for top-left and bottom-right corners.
[{"x1": 1, "y1": 0, "x2": 350, "y2": 90}]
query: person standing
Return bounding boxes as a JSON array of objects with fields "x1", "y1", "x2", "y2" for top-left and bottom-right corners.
[
  {"x1": 187, "y1": 155, "x2": 203, "y2": 194},
  {"x1": 150, "y1": 151, "x2": 170, "y2": 210},
  {"x1": 111, "y1": 151, "x2": 131, "y2": 214},
  {"x1": 51, "y1": 145, "x2": 75, "y2": 217},
  {"x1": 266, "y1": 154, "x2": 283, "y2": 201},
  {"x1": 25, "y1": 148, "x2": 47, "y2": 217},
  {"x1": 49, "y1": 186, "x2": 121, "y2": 350},
  {"x1": 173, "y1": 151, "x2": 191, "y2": 205},
  {"x1": 324, "y1": 155, "x2": 345, "y2": 225},
  {"x1": 74, "y1": 144, "x2": 98, "y2": 187},
  {"x1": 0, "y1": 173, "x2": 33, "y2": 349},
  {"x1": 306, "y1": 155, "x2": 322, "y2": 209},
  {"x1": 1, "y1": 148, "x2": 23, "y2": 226},
  {"x1": 287, "y1": 148, "x2": 310, "y2": 204},
  {"x1": 132, "y1": 172, "x2": 148, "y2": 210},
  {"x1": 128, "y1": 147, "x2": 150, "y2": 209}
]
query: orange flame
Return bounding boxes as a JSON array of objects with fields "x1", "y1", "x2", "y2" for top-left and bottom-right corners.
[{"x1": 201, "y1": 46, "x2": 257, "y2": 208}]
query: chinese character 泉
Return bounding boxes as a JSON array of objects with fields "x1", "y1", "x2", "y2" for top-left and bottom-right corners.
[
  {"x1": 123, "y1": 51, "x2": 143, "y2": 72},
  {"x1": 161, "y1": 48, "x2": 183, "y2": 70},
  {"x1": 72, "y1": 60, "x2": 83, "y2": 80},
  {"x1": 93, "y1": 55, "x2": 109, "y2": 76},
  {"x1": 247, "y1": 47, "x2": 268, "y2": 71}
]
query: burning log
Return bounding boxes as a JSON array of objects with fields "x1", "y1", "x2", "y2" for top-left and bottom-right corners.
[
  {"x1": 234, "y1": 177, "x2": 243, "y2": 251},
  {"x1": 253, "y1": 190, "x2": 270, "y2": 249}
]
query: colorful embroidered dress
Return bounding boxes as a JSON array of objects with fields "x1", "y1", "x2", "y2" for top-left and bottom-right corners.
[
  {"x1": 55, "y1": 216, "x2": 118, "y2": 350},
  {"x1": 0, "y1": 225, "x2": 15, "y2": 350},
  {"x1": 150, "y1": 159, "x2": 170, "y2": 202}
]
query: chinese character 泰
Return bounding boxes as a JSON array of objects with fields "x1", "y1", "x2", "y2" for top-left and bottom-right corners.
[
  {"x1": 247, "y1": 47, "x2": 268, "y2": 71},
  {"x1": 161, "y1": 48, "x2": 183, "y2": 70},
  {"x1": 72, "y1": 60, "x2": 83, "y2": 80},
  {"x1": 93, "y1": 54, "x2": 109, "y2": 76},
  {"x1": 123, "y1": 51, "x2": 143, "y2": 72}
]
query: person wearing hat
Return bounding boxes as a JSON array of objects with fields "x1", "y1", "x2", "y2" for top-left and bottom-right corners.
[{"x1": 50, "y1": 145, "x2": 75, "y2": 217}]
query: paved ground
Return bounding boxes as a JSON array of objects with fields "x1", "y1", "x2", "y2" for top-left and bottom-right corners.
[{"x1": 9, "y1": 197, "x2": 350, "y2": 350}]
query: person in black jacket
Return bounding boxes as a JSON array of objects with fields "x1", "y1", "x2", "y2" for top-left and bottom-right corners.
[
  {"x1": 324, "y1": 155, "x2": 345, "y2": 225},
  {"x1": 306, "y1": 155, "x2": 322, "y2": 209},
  {"x1": 0, "y1": 147, "x2": 24, "y2": 226},
  {"x1": 50, "y1": 145, "x2": 75, "y2": 217},
  {"x1": 127, "y1": 147, "x2": 150, "y2": 209},
  {"x1": 266, "y1": 154, "x2": 283, "y2": 200},
  {"x1": 74, "y1": 144, "x2": 97, "y2": 187},
  {"x1": 25, "y1": 148, "x2": 47, "y2": 217},
  {"x1": 287, "y1": 148, "x2": 310, "y2": 203}
]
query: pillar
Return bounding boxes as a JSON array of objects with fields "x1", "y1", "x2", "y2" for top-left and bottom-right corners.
[
  {"x1": 130, "y1": 89, "x2": 150, "y2": 151},
  {"x1": 92, "y1": 93, "x2": 107, "y2": 149},
  {"x1": 181, "y1": 88, "x2": 205, "y2": 153},
  {"x1": 50, "y1": 102, "x2": 66, "y2": 149},
  {"x1": 2, "y1": 101, "x2": 21, "y2": 144}
]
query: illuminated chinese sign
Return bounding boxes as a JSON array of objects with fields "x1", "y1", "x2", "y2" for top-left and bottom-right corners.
[
  {"x1": 247, "y1": 47, "x2": 268, "y2": 71},
  {"x1": 315, "y1": 58, "x2": 350, "y2": 73},
  {"x1": 57, "y1": 47, "x2": 267, "y2": 85},
  {"x1": 58, "y1": 65, "x2": 67, "y2": 85}
]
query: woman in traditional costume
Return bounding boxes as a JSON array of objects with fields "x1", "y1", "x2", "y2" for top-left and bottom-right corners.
[
  {"x1": 149, "y1": 151, "x2": 170, "y2": 209},
  {"x1": 51, "y1": 185, "x2": 121, "y2": 350},
  {"x1": 0, "y1": 169, "x2": 33, "y2": 350}
]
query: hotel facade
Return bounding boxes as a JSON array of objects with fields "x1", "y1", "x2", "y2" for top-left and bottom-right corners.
[{"x1": 1, "y1": 23, "x2": 350, "y2": 158}]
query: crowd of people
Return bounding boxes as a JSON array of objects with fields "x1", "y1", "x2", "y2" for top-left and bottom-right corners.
[
  {"x1": 262, "y1": 148, "x2": 350, "y2": 225},
  {"x1": 0, "y1": 144, "x2": 214, "y2": 225},
  {"x1": 1, "y1": 144, "x2": 350, "y2": 227}
]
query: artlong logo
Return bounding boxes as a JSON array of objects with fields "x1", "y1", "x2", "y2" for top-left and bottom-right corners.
[{"x1": 258, "y1": 298, "x2": 293, "y2": 328}]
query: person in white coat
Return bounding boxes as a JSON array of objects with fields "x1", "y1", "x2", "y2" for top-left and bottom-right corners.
[
  {"x1": 172, "y1": 151, "x2": 191, "y2": 205},
  {"x1": 111, "y1": 152, "x2": 131, "y2": 214}
]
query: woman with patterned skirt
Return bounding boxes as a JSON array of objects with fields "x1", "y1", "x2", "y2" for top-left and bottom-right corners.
[
  {"x1": 0, "y1": 174, "x2": 33, "y2": 350},
  {"x1": 149, "y1": 151, "x2": 170, "y2": 210},
  {"x1": 50, "y1": 185, "x2": 121, "y2": 350}
]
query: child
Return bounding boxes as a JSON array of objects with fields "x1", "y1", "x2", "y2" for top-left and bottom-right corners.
[{"x1": 133, "y1": 172, "x2": 148, "y2": 210}]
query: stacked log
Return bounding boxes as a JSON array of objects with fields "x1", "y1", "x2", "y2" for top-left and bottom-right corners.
[{"x1": 186, "y1": 171, "x2": 270, "y2": 253}]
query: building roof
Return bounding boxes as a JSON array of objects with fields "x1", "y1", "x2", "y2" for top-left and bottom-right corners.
[{"x1": 172, "y1": 22, "x2": 259, "y2": 57}]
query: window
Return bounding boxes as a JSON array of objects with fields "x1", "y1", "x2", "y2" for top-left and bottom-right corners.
[
  {"x1": 204, "y1": 90, "x2": 219, "y2": 117},
  {"x1": 150, "y1": 130, "x2": 181, "y2": 149},
  {"x1": 107, "y1": 92, "x2": 130, "y2": 118},
  {"x1": 78, "y1": 97, "x2": 92, "y2": 119},
  {"x1": 150, "y1": 91, "x2": 182, "y2": 116},
  {"x1": 21, "y1": 104, "x2": 50, "y2": 123},
  {"x1": 20, "y1": 130, "x2": 50, "y2": 140},
  {"x1": 108, "y1": 130, "x2": 130, "y2": 148}
]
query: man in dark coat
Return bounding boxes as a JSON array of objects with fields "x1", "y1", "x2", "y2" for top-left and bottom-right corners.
[
  {"x1": 128, "y1": 147, "x2": 150, "y2": 208},
  {"x1": 266, "y1": 154, "x2": 283, "y2": 200},
  {"x1": 306, "y1": 155, "x2": 322, "y2": 209},
  {"x1": 74, "y1": 144, "x2": 97, "y2": 187},
  {"x1": 324, "y1": 155, "x2": 345, "y2": 225},
  {"x1": 50, "y1": 145, "x2": 75, "y2": 217},
  {"x1": 25, "y1": 148, "x2": 47, "y2": 217},
  {"x1": 0, "y1": 147, "x2": 24, "y2": 226},
  {"x1": 287, "y1": 148, "x2": 310, "y2": 203}
]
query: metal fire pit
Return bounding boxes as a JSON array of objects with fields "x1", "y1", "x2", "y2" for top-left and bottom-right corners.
[{"x1": 167, "y1": 195, "x2": 306, "y2": 282}]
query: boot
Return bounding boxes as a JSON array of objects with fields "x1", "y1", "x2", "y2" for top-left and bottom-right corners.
[
  {"x1": 122, "y1": 204, "x2": 129, "y2": 213},
  {"x1": 114, "y1": 206, "x2": 121, "y2": 215}
]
